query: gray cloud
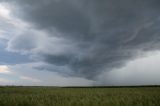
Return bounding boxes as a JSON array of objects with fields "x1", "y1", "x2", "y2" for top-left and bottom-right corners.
[
  {"x1": 95, "y1": 52, "x2": 160, "y2": 86},
  {"x1": 2, "y1": 0, "x2": 160, "y2": 79},
  {"x1": 7, "y1": 32, "x2": 37, "y2": 53}
]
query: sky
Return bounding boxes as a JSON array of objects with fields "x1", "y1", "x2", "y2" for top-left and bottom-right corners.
[{"x1": 0, "y1": 0, "x2": 160, "y2": 86}]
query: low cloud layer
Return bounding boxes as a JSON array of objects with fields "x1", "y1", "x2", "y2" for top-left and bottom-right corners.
[
  {"x1": 1, "y1": 0, "x2": 160, "y2": 82},
  {"x1": 96, "y1": 51, "x2": 160, "y2": 85}
]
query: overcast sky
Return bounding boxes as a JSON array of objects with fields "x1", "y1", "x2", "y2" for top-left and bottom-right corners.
[{"x1": 0, "y1": 0, "x2": 160, "y2": 86}]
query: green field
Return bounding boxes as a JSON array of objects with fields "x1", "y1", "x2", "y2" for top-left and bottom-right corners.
[{"x1": 0, "y1": 86, "x2": 160, "y2": 106}]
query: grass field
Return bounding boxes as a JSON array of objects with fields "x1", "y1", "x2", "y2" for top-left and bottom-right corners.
[{"x1": 0, "y1": 86, "x2": 159, "y2": 106}]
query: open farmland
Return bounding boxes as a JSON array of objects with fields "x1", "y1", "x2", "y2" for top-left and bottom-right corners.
[{"x1": 0, "y1": 86, "x2": 159, "y2": 106}]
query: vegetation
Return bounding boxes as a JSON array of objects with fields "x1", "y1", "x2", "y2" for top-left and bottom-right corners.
[{"x1": 0, "y1": 86, "x2": 159, "y2": 106}]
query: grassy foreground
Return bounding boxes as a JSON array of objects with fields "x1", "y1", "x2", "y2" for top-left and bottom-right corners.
[{"x1": 0, "y1": 86, "x2": 160, "y2": 106}]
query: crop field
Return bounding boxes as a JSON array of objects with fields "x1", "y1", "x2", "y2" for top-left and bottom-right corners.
[{"x1": 0, "y1": 86, "x2": 159, "y2": 106}]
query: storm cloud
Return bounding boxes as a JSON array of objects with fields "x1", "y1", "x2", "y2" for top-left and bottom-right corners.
[{"x1": 1, "y1": 0, "x2": 160, "y2": 79}]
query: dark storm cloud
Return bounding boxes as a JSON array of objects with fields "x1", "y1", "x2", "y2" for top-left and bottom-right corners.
[
  {"x1": 2, "y1": 0, "x2": 160, "y2": 79},
  {"x1": 43, "y1": 54, "x2": 71, "y2": 66}
]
